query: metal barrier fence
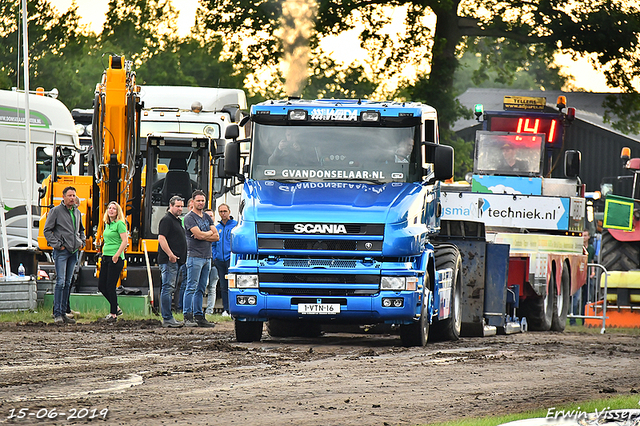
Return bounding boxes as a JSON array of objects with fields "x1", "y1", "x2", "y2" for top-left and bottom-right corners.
[{"x1": 567, "y1": 263, "x2": 608, "y2": 334}]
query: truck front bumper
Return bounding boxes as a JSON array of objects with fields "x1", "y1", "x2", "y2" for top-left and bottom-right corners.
[{"x1": 229, "y1": 288, "x2": 423, "y2": 324}]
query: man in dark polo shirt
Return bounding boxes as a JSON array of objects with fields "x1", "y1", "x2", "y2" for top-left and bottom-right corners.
[{"x1": 158, "y1": 196, "x2": 187, "y2": 328}]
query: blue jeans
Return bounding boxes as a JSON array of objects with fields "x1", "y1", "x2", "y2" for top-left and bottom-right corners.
[
  {"x1": 183, "y1": 257, "x2": 210, "y2": 317},
  {"x1": 176, "y1": 264, "x2": 186, "y2": 311},
  {"x1": 206, "y1": 263, "x2": 219, "y2": 313},
  {"x1": 214, "y1": 259, "x2": 230, "y2": 312},
  {"x1": 53, "y1": 248, "x2": 78, "y2": 318},
  {"x1": 159, "y1": 262, "x2": 180, "y2": 320}
]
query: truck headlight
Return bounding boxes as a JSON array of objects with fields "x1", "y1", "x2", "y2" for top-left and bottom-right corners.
[
  {"x1": 381, "y1": 276, "x2": 406, "y2": 290},
  {"x1": 236, "y1": 274, "x2": 259, "y2": 288},
  {"x1": 361, "y1": 111, "x2": 380, "y2": 122}
]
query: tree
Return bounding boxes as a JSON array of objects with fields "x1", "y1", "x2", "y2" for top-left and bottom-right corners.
[
  {"x1": 0, "y1": 0, "x2": 97, "y2": 107},
  {"x1": 453, "y1": 39, "x2": 571, "y2": 93},
  {"x1": 100, "y1": 0, "x2": 179, "y2": 67},
  {"x1": 200, "y1": 0, "x2": 640, "y2": 134}
]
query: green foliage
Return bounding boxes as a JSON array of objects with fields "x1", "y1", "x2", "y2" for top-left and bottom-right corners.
[
  {"x1": 427, "y1": 394, "x2": 640, "y2": 426},
  {"x1": 0, "y1": 0, "x2": 97, "y2": 108},
  {"x1": 0, "y1": 0, "x2": 251, "y2": 110},
  {"x1": 603, "y1": 93, "x2": 640, "y2": 135},
  {"x1": 454, "y1": 39, "x2": 571, "y2": 93},
  {"x1": 201, "y1": 0, "x2": 640, "y2": 133}
]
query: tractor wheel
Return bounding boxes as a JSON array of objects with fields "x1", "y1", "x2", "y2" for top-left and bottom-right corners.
[
  {"x1": 521, "y1": 275, "x2": 554, "y2": 331},
  {"x1": 551, "y1": 267, "x2": 570, "y2": 332},
  {"x1": 429, "y1": 244, "x2": 462, "y2": 341},
  {"x1": 235, "y1": 320, "x2": 263, "y2": 342},
  {"x1": 600, "y1": 229, "x2": 640, "y2": 271}
]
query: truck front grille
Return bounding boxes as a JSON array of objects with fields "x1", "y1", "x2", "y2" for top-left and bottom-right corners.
[
  {"x1": 282, "y1": 259, "x2": 358, "y2": 268},
  {"x1": 258, "y1": 239, "x2": 382, "y2": 251},
  {"x1": 259, "y1": 273, "x2": 379, "y2": 285},
  {"x1": 261, "y1": 288, "x2": 378, "y2": 297},
  {"x1": 257, "y1": 222, "x2": 384, "y2": 236}
]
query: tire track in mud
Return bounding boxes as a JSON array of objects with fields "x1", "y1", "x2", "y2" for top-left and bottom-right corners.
[{"x1": 0, "y1": 322, "x2": 638, "y2": 425}]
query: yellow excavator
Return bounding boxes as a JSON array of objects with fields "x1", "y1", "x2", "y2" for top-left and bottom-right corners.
[{"x1": 38, "y1": 55, "x2": 214, "y2": 305}]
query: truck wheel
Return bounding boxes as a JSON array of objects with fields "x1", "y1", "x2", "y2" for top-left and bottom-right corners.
[
  {"x1": 551, "y1": 267, "x2": 570, "y2": 332},
  {"x1": 267, "y1": 319, "x2": 322, "y2": 338},
  {"x1": 400, "y1": 301, "x2": 429, "y2": 347},
  {"x1": 521, "y1": 276, "x2": 554, "y2": 331},
  {"x1": 600, "y1": 229, "x2": 640, "y2": 271},
  {"x1": 400, "y1": 272, "x2": 430, "y2": 347},
  {"x1": 235, "y1": 320, "x2": 263, "y2": 342},
  {"x1": 429, "y1": 244, "x2": 462, "y2": 341}
]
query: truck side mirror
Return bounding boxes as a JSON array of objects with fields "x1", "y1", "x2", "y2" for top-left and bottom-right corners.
[
  {"x1": 564, "y1": 150, "x2": 581, "y2": 178},
  {"x1": 424, "y1": 143, "x2": 454, "y2": 181},
  {"x1": 217, "y1": 158, "x2": 229, "y2": 178},
  {"x1": 221, "y1": 104, "x2": 242, "y2": 123},
  {"x1": 225, "y1": 124, "x2": 240, "y2": 140},
  {"x1": 224, "y1": 141, "x2": 242, "y2": 180}
]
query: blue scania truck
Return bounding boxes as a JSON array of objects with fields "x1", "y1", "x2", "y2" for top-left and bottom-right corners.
[{"x1": 222, "y1": 98, "x2": 520, "y2": 346}]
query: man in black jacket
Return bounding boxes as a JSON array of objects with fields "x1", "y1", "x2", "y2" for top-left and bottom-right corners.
[{"x1": 43, "y1": 186, "x2": 85, "y2": 325}]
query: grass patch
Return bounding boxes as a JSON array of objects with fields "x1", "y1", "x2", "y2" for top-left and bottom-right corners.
[
  {"x1": 426, "y1": 394, "x2": 640, "y2": 426},
  {"x1": 565, "y1": 323, "x2": 640, "y2": 335},
  {"x1": 0, "y1": 306, "x2": 233, "y2": 324}
]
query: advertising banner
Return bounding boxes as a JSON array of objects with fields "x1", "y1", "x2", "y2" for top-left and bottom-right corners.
[{"x1": 440, "y1": 192, "x2": 584, "y2": 231}]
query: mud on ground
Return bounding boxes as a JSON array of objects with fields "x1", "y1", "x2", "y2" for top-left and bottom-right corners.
[{"x1": 0, "y1": 320, "x2": 638, "y2": 425}]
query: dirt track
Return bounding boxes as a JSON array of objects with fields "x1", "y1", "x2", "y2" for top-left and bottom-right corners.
[{"x1": 0, "y1": 320, "x2": 638, "y2": 425}]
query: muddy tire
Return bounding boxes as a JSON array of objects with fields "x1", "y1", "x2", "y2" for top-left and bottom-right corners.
[
  {"x1": 235, "y1": 320, "x2": 263, "y2": 342},
  {"x1": 400, "y1": 300, "x2": 429, "y2": 347},
  {"x1": 551, "y1": 267, "x2": 570, "y2": 332},
  {"x1": 400, "y1": 272, "x2": 430, "y2": 347},
  {"x1": 600, "y1": 229, "x2": 640, "y2": 271},
  {"x1": 429, "y1": 244, "x2": 462, "y2": 341},
  {"x1": 521, "y1": 276, "x2": 554, "y2": 331}
]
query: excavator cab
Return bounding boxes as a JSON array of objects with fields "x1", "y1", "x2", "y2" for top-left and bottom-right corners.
[{"x1": 144, "y1": 133, "x2": 211, "y2": 237}]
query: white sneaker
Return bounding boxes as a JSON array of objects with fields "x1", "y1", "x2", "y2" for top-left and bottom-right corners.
[{"x1": 221, "y1": 311, "x2": 231, "y2": 317}]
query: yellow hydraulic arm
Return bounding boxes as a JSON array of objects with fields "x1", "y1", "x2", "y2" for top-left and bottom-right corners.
[{"x1": 90, "y1": 55, "x2": 141, "y2": 257}]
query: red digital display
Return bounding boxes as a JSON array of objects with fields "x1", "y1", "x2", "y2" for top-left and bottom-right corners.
[{"x1": 488, "y1": 115, "x2": 563, "y2": 145}]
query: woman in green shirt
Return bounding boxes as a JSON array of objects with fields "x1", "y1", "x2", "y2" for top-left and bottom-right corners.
[{"x1": 98, "y1": 201, "x2": 128, "y2": 322}]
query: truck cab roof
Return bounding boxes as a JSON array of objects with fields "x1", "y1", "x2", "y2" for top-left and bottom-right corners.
[{"x1": 251, "y1": 98, "x2": 436, "y2": 121}]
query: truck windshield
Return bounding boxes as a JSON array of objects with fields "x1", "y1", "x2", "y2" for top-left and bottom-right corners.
[
  {"x1": 474, "y1": 131, "x2": 545, "y2": 176},
  {"x1": 140, "y1": 121, "x2": 220, "y2": 138},
  {"x1": 250, "y1": 124, "x2": 420, "y2": 183}
]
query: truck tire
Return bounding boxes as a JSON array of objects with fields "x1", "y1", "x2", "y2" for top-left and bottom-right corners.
[
  {"x1": 521, "y1": 276, "x2": 554, "y2": 331},
  {"x1": 267, "y1": 319, "x2": 322, "y2": 338},
  {"x1": 235, "y1": 320, "x2": 263, "y2": 342},
  {"x1": 551, "y1": 267, "x2": 570, "y2": 332},
  {"x1": 429, "y1": 244, "x2": 462, "y2": 341},
  {"x1": 600, "y1": 229, "x2": 640, "y2": 271},
  {"x1": 400, "y1": 272, "x2": 430, "y2": 347}
]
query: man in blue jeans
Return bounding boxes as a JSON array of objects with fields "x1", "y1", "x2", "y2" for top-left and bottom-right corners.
[
  {"x1": 213, "y1": 203, "x2": 237, "y2": 317},
  {"x1": 43, "y1": 186, "x2": 85, "y2": 325},
  {"x1": 183, "y1": 190, "x2": 219, "y2": 327},
  {"x1": 158, "y1": 196, "x2": 187, "y2": 328},
  {"x1": 204, "y1": 209, "x2": 218, "y2": 315}
]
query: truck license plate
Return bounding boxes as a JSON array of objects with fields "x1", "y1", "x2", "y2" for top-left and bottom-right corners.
[{"x1": 298, "y1": 303, "x2": 340, "y2": 315}]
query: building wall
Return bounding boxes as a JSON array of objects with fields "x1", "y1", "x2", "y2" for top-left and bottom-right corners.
[{"x1": 561, "y1": 120, "x2": 640, "y2": 192}]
